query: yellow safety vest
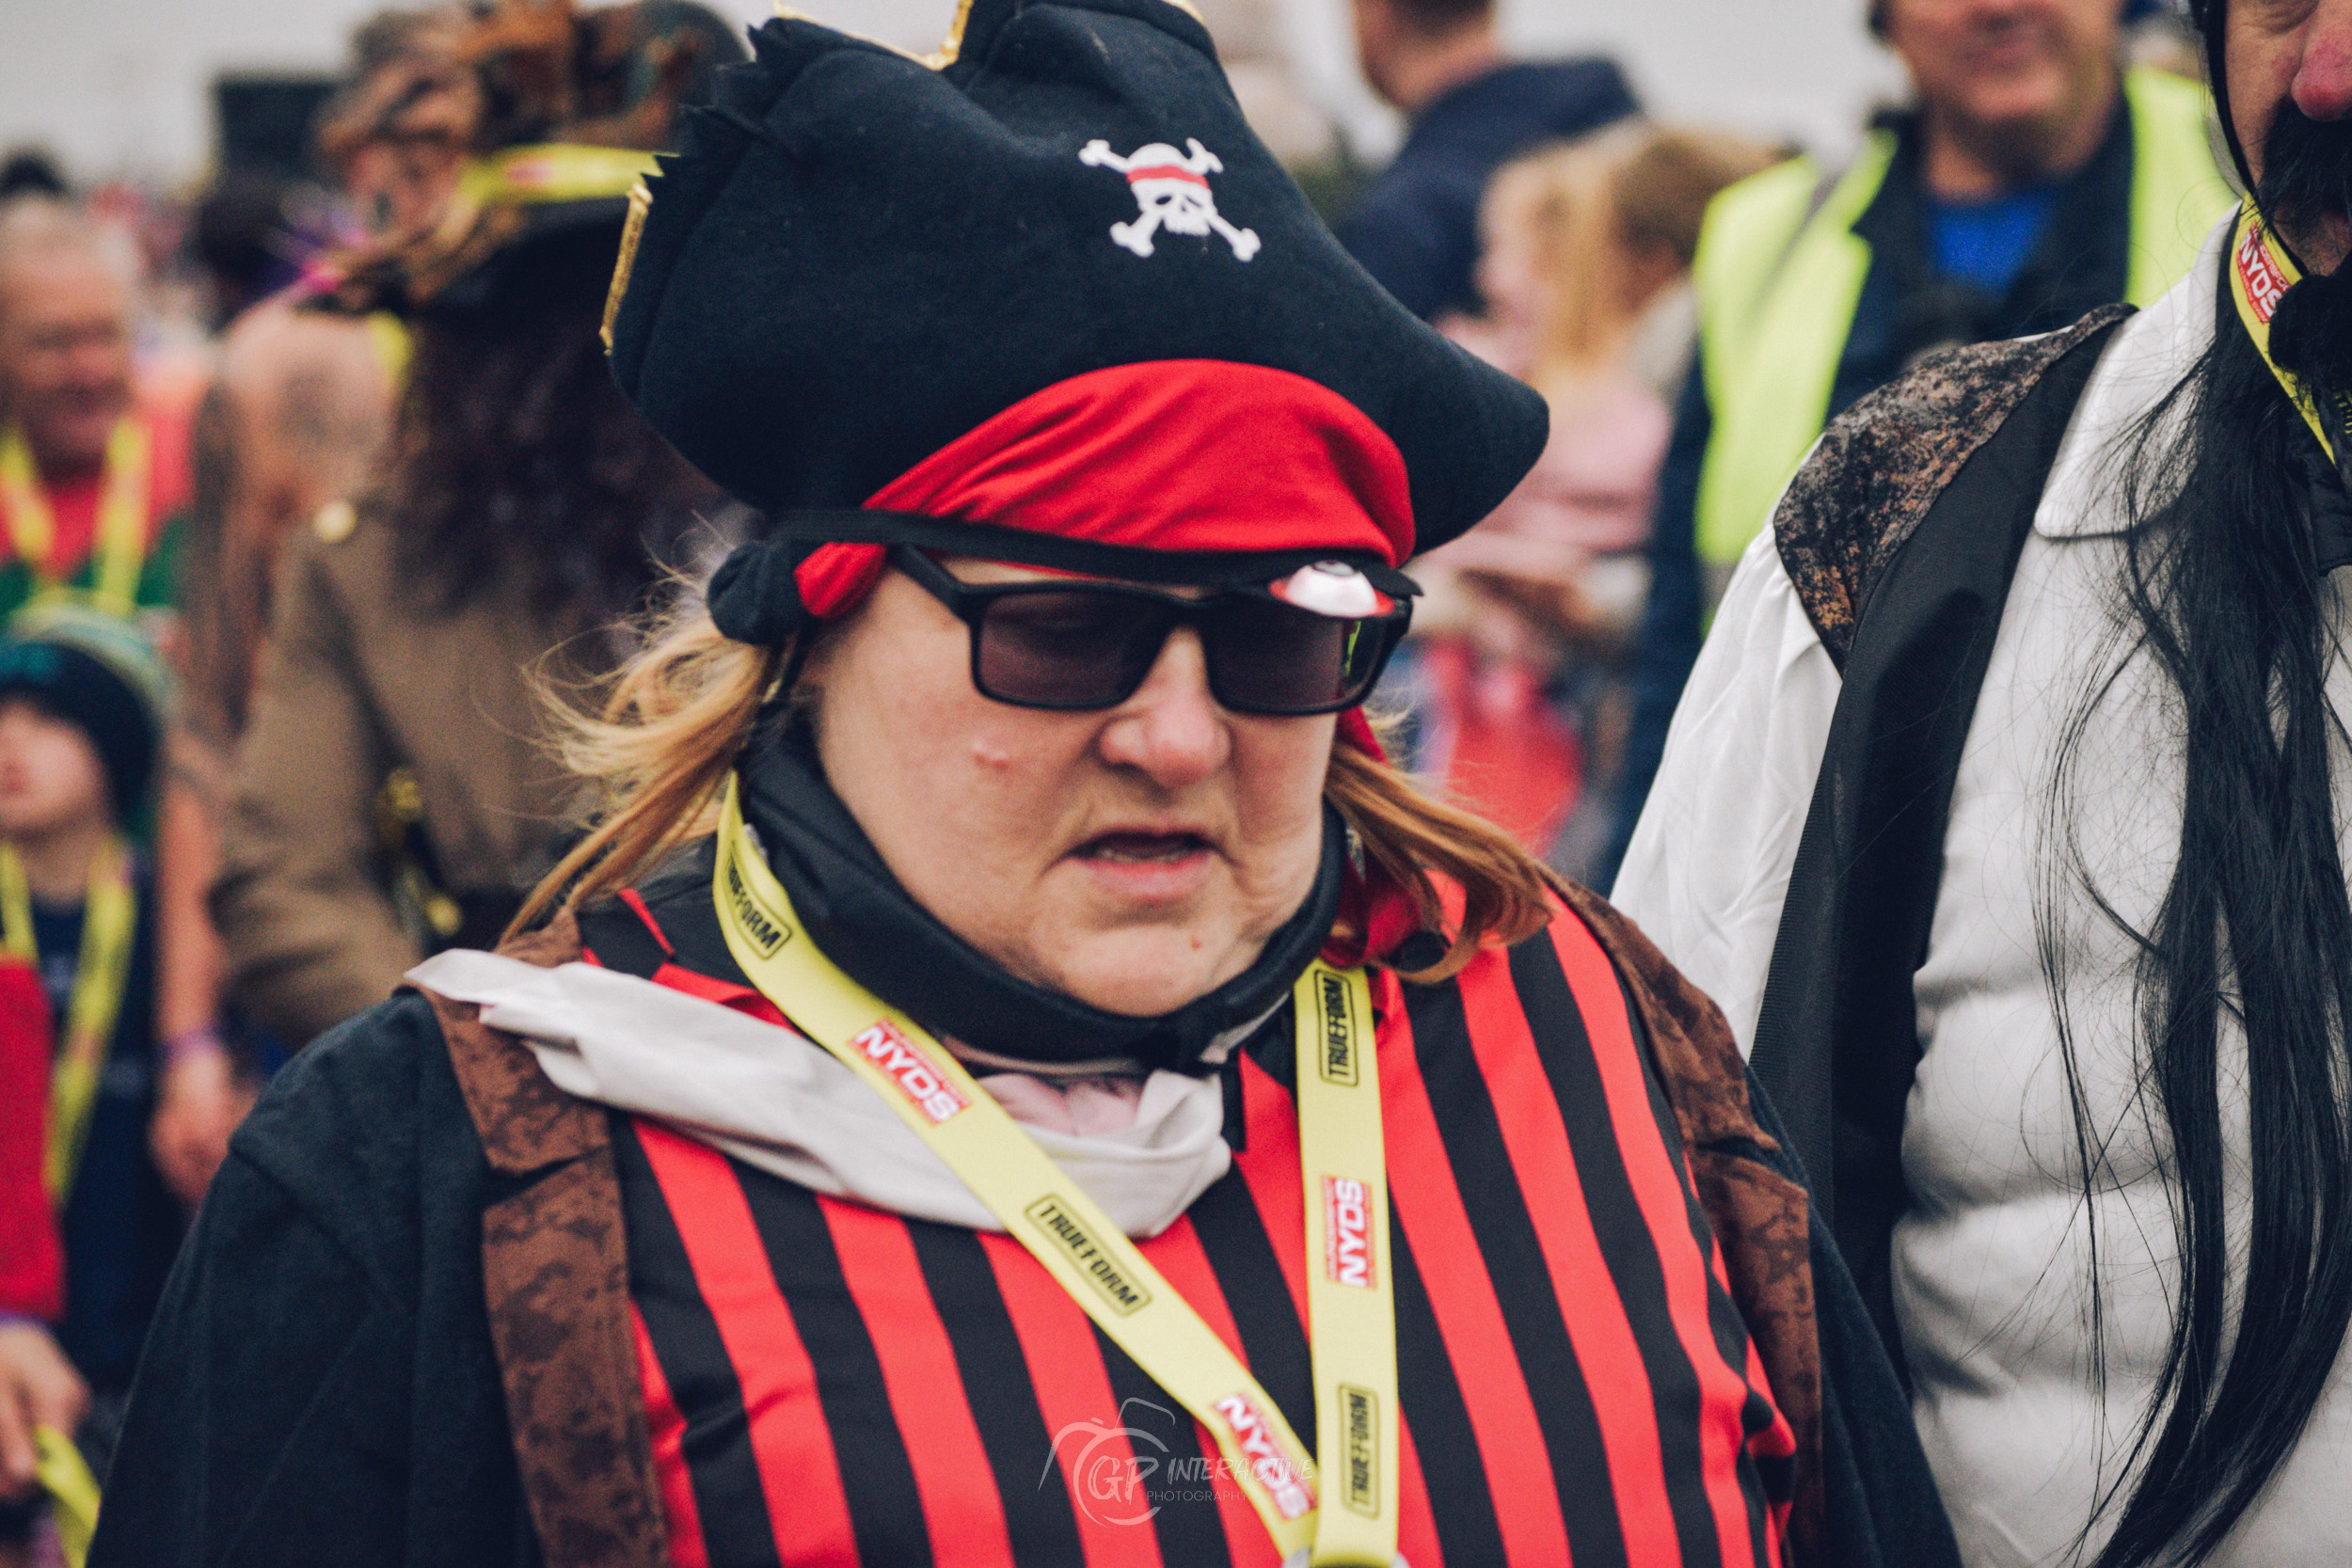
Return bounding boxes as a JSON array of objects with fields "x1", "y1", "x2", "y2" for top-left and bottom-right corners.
[{"x1": 1692, "y1": 67, "x2": 2233, "y2": 569}]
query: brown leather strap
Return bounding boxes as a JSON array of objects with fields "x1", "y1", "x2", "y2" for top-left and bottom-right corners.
[{"x1": 424, "y1": 910, "x2": 668, "y2": 1567}]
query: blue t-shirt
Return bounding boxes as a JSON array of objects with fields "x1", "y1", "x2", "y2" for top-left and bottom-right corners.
[{"x1": 1926, "y1": 185, "x2": 2061, "y2": 297}]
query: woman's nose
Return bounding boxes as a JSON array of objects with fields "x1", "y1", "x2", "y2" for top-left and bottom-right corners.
[{"x1": 1095, "y1": 626, "x2": 1231, "y2": 786}]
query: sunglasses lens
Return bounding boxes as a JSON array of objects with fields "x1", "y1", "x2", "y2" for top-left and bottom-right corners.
[
  {"x1": 966, "y1": 580, "x2": 1400, "y2": 715},
  {"x1": 975, "y1": 591, "x2": 1170, "y2": 706},
  {"x1": 1202, "y1": 598, "x2": 1396, "y2": 714}
]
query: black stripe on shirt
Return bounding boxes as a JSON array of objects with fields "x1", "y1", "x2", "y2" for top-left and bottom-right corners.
[
  {"x1": 1390, "y1": 1209, "x2": 1507, "y2": 1566},
  {"x1": 613, "y1": 1120, "x2": 785, "y2": 1568},
  {"x1": 737, "y1": 1174, "x2": 935, "y2": 1568},
  {"x1": 1509, "y1": 934, "x2": 1728, "y2": 1568},
  {"x1": 1097, "y1": 1329, "x2": 1236, "y2": 1567},
  {"x1": 1406, "y1": 970, "x2": 1635, "y2": 1568},
  {"x1": 1184, "y1": 1172, "x2": 1316, "y2": 1443},
  {"x1": 905, "y1": 1222, "x2": 1092, "y2": 1565},
  {"x1": 1620, "y1": 975, "x2": 1780, "y2": 1561}
]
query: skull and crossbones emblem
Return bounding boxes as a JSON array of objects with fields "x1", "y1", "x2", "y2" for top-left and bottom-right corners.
[{"x1": 1079, "y1": 138, "x2": 1261, "y2": 261}]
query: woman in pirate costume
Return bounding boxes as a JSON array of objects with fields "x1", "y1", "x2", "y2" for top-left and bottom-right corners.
[{"x1": 92, "y1": 5, "x2": 1955, "y2": 1565}]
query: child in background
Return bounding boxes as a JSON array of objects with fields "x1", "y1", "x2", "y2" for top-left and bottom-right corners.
[
  {"x1": 1401, "y1": 125, "x2": 1771, "y2": 877},
  {"x1": 0, "y1": 610, "x2": 192, "y2": 1553}
]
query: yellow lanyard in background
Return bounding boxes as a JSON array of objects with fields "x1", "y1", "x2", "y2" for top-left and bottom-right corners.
[
  {"x1": 711, "y1": 779, "x2": 1402, "y2": 1565},
  {"x1": 34, "y1": 1425, "x2": 99, "y2": 1568},
  {"x1": 0, "y1": 418, "x2": 151, "y2": 618},
  {"x1": 2228, "y1": 201, "x2": 2351, "y2": 464},
  {"x1": 1, "y1": 835, "x2": 136, "y2": 1205}
]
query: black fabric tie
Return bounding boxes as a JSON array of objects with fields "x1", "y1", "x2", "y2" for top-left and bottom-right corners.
[{"x1": 729, "y1": 716, "x2": 1345, "y2": 1074}]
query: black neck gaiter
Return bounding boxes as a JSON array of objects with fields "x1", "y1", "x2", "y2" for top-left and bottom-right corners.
[{"x1": 731, "y1": 716, "x2": 1345, "y2": 1074}]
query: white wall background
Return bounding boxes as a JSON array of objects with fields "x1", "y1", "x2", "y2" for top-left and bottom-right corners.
[{"x1": 0, "y1": 0, "x2": 1907, "y2": 189}]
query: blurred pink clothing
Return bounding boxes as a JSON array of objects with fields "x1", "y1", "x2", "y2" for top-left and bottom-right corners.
[
  {"x1": 1408, "y1": 325, "x2": 1674, "y2": 859},
  {"x1": 1435, "y1": 315, "x2": 1671, "y2": 561},
  {"x1": 1483, "y1": 372, "x2": 1668, "y2": 556}
]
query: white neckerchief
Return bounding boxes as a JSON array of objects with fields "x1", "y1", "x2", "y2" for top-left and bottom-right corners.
[{"x1": 408, "y1": 949, "x2": 1232, "y2": 1238}]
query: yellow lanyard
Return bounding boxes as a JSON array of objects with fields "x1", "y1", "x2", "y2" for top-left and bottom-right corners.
[
  {"x1": 1, "y1": 836, "x2": 136, "y2": 1205},
  {"x1": 2228, "y1": 201, "x2": 2352, "y2": 465},
  {"x1": 35, "y1": 1425, "x2": 99, "y2": 1568},
  {"x1": 0, "y1": 418, "x2": 151, "y2": 618},
  {"x1": 711, "y1": 780, "x2": 1401, "y2": 1565}
]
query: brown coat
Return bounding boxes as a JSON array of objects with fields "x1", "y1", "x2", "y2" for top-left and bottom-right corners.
[{"x1": 213, "y1": 508, "x2": 608, "y2": 1043}]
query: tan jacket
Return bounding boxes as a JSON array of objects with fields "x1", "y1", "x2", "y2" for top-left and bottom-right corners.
[{"x1": 214, "y1": 508, "x2": 609, "y2": 1043}]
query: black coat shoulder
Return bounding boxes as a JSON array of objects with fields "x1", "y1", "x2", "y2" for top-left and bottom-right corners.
[
  {"x1": 230, "y1": 993, "x2": 464, "y2": 1250},
  {"x1": 90, "y1": 994, "x2": 535, "y2": 1568}
]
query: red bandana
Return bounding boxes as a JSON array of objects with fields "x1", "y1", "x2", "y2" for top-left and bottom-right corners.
[{"x1": 791, "y1": 358, "x2": 1415, "y2": 619}]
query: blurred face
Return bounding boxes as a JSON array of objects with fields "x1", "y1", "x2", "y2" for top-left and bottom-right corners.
[
  {"x1": 1474, "y1": 198, "x2": 1547, "y2": 337},
  {"x1": 1350, "y1": 0, "x2": 1494, "y2": 110},
  {"x1": 0, "y1": 699, "x2": 107, "y2": 841},
  {"x1": 342, "y1": 128, "x2": 468, "y2": 241},
  {"x1": 2230, "y1": 0, "x2": 2352, "y2": 273},
  {"x1": 1883, "y1": 0, "x2": 2123, "y2": 167},
  {"x1": 807, "y1": 560, "x2": 1334, "y2": 1018},
  {"x1": 1353, "y1": 0, "x2": 1412, "y2": 108},
  {"x1": 0, "y1": 251, "x2": 132, "y2": 476}
]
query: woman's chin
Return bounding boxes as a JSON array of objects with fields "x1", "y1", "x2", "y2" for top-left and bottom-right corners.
[{"x1": 1034, "y1": 929, "x2": 1247, "y2": 1018}]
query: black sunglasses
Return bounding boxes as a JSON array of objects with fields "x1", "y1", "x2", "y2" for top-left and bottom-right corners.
[{"x1": 889, "y1": 546, "x2": 1412, "y2": 716}]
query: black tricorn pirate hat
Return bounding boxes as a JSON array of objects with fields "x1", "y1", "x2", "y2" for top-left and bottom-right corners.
[{"x1": 602, "y1": 0, "x2": 1548, "y2": 561}]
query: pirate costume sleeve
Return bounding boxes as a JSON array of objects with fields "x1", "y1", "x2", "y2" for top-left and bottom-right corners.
[{"x1": 93, "y1": 5, "x2": 1955, "y2": 1566}]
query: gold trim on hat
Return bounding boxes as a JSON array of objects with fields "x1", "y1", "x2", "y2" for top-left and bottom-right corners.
[
  {"x1": 602, "y1": 178, "x2": 655, "y2": 351},
  {"x1": 922, "y1": 0, "x2": 975, "y2": 68}
]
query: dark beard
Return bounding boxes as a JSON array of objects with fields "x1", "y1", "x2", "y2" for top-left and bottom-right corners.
[
  {"x1": 2258, "y1": 103, "x2": 2352, "y2": 261},
  {"x1": 2260, "y1": 105, "x2": 2352, "y2": 395}
]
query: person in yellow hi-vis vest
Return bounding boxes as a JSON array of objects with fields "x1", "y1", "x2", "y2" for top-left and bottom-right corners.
[{"x1": 1604, "y1": 0, "x2": 2232, "y2": 888}]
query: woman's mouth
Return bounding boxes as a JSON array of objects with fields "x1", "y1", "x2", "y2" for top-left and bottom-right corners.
[
  {"x1": 1072, "y1": 830, "x2": 1216, "y2": 899},
  {"x1": 1079, "y1": 831, "x2": 1210, "y2": 863}
]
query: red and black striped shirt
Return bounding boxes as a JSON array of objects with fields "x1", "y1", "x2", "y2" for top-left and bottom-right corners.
[{"x1": 587, "y1": 891, "x2": 1795, "y2": 1567}]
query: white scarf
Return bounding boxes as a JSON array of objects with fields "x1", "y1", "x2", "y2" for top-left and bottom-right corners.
[{"x1": 407, "y1": 949, "x2": 1232, "y2": 1238}]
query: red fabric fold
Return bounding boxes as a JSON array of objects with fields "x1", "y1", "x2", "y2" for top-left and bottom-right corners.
[
  {"x1": 793, "y1": 359, "x2": 1414, "y2": 619},
  {"x1": 789, "y1": 359, "x2": 1409, "y2": 765}
]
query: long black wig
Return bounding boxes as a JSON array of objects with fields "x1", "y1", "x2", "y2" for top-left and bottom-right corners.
[{"x1": 2045, "y1": 7, "x2": 2352, "y2": 1562}]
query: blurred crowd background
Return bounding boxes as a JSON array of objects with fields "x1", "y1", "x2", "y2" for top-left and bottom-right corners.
[{"x1": 8, "y1": 0, "x2": 1900, "y2": 187}]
